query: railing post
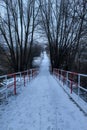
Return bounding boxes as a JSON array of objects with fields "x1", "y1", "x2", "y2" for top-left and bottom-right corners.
[
  {"x1": 66, "y1": 72, "x2": 68, "y2": 86},
  {"x1": 32, "y1": 69, "x2": 33, "y2": 78},
  {"x1": 14, "y1": 74, "x2": 16, "y2": 95},
  {"x1": 57, "y1": 69, "x2": 59, "y2": 79},
  {"x1": 63, "y1": 71, "x2": 65, "y2": 85},
  {"x1": 78, "y1": 74, "x2": 80, "y2": 99},
  {"x1": 24, "y1": 71, "x2": 25, "y2": 86},
  {"x1": 60, "y1": 70, "x2": 63, "y2": 85},
  {"x1": 58, "y1": 70, "x2": 60, "y2": 80},
  {"x1": 20, "y1": 72, "x2": 21, "y2": 84},
  {"x1": 27, "y1": 70, "x2": 28, "y2": 83},
  {"x1": 20, "y1": 72, "x2": 22, "y2": 89},
  {"x1": 29, "y1": 70, "x2": 30, "y2": 81},
  {"x1": 55, "y1": 69, "x2": 57, "y2": 77},
  {"x1": 61, "y1": 70, "x2": 62, "y2": 83},
  {"x1": 5, "y1": 75, "x2": 8, "y2": 99},
  {"x1": 70, "y1": 81, "x2": 73, "y2": 94}
]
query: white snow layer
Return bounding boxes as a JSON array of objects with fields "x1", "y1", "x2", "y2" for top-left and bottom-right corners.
[{"x1": 0, "y1": 52, "x2": 87, "y2": 130}]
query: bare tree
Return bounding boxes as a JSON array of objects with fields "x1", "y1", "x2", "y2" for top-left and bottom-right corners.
[
  {"x1": 0, "y1": 0, "x2": 39, "y2": 72},
  {"x1": 38, "y1": 0, "x2": 87, "y2": 71}
]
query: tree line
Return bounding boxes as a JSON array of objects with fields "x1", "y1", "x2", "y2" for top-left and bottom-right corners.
[
  {"x1": 0, "y1": 0, "x2": 87, "y2": 74},
  {"x1": 38, "y1": 0, "x2": 87, "y2": 72},
  {"x1": 0, "y1": 0, "x2": 41, "y2": 73}
]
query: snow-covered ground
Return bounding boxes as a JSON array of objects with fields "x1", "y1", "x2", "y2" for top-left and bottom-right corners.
[
  {"x1": 0, "y1": 52, "x2": 87, "y2": 130},
  {"x1": 54, "y1": 76, "x2": 87, "y2": 114}
]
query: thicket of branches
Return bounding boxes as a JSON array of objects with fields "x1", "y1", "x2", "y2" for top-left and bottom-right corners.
[
  {"x1": 0, "y1": 43, "x2": 12, "y2": 75},
  {"x1": 38, "y1": 0, "x2": 87, "y2": 72},
  {"x1": 0, "y1": 0, "x2": 87, "y2": 74},
  {"x1": 0, "y1": 0, "x2": 40, "y2": 72}
]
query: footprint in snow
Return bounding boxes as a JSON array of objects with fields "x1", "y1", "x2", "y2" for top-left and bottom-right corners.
[
  {"x1": 58, "y1": 112, "x2": 62, "y2": 116},
  {"x1": 59, "y1": 118, "x2": 64, "y2": 123},
  {"x1": 47, "y1": 126, "x2": 51, "y2": 130},
  {"x1": 47, "y1": 126, "x2": 55, "y2": 130}
]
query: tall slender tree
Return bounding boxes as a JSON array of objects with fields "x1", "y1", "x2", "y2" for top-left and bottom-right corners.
[{"x1": 0, "y1": 0, "x2": 39, "y2": 72}]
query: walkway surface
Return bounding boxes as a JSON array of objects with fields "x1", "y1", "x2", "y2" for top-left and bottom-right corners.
[{"x1": 0, "y1": 52, "x2": 87, "y2": 130}]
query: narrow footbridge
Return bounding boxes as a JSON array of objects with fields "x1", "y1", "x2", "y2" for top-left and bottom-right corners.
[
  {"x1": 0, "y1": 67, "x2": 87, "y2": 113},
  {"x1": 0, "y1": 53, "x2": 87, "y2": 130}
]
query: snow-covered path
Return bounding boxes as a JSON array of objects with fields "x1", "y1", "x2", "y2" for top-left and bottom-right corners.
[{"x1": 0, "y1": 52, "x2": 87, "y2": 130}]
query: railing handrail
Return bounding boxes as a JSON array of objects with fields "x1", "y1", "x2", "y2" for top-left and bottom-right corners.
[
  {"x1": 56, "y1": 68, "x2": 87, "y2": 77},
  {"x1": 53, "y1": 68, "x2": 87, "y2": 102},
  {"x1": 53, "y1": 68, "x2": 87, "y2": 114},
  {"x1": 0, "y1": 68, "x2": 39, "y2": 100},
  {"x1": 0, "y1": 68, "x2": 38, "y2": 78}
]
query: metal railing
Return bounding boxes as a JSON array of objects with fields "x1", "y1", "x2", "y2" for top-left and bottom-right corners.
[
  {"x1": 53, "y1": 68, "x2": 87, "y2": 102},
  {"x1": 0, "y1": 68, "x2": 39, "y2": 101}
]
